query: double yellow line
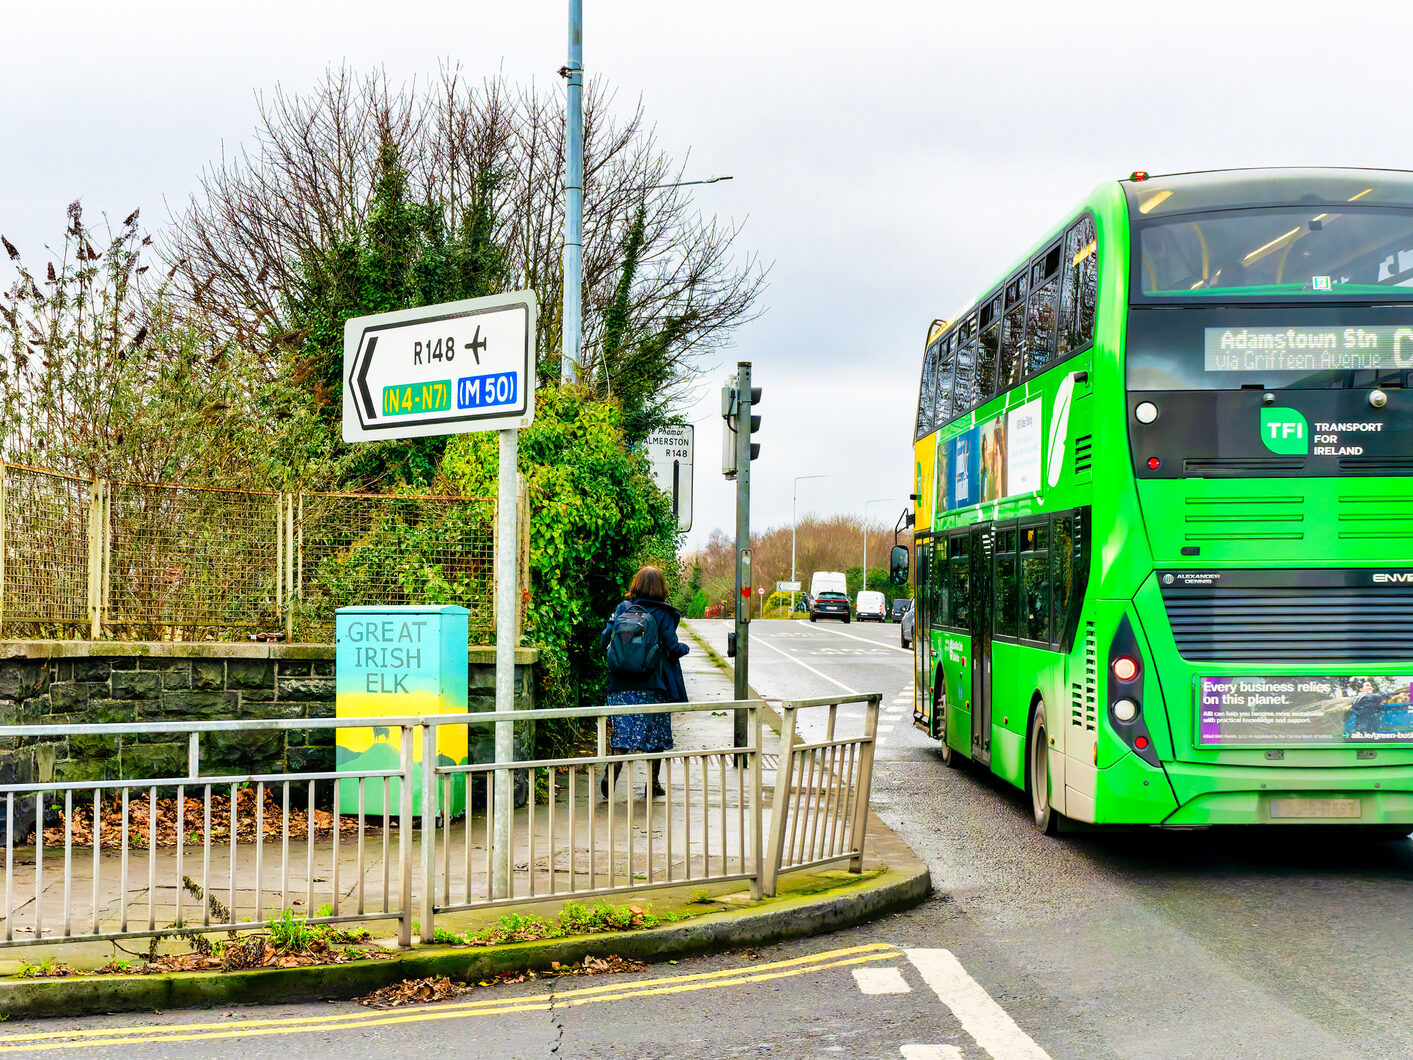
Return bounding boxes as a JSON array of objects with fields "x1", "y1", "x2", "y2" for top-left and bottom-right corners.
[{"x1": 0, "y1": 944, "x2": 900, "y2": 1052}]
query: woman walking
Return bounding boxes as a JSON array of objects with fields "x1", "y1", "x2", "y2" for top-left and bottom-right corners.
[{"x1": 600, "y1": 566, "x2": 689, "y2": 798}]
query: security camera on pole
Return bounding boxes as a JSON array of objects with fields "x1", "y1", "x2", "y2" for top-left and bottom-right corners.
[{"x1": 721, "y1": 361, "x2": 762, "y2": 749}]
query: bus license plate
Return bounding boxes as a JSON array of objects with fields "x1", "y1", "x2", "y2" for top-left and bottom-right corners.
[{"x1": 1269, "y1": 797, "x2": 1361, "y2": 819}]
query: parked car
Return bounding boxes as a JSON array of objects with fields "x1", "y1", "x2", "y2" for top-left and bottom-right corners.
[
  {"x1": 855, "y1": 590, "x2": 886, "y2": 622},
  {"x1": 901, "y1": 604, "x2": 915, "y2": 648},
  {"x1": 890, "y1": 598, "x2": 912, "y2": 623},
  {"x1": 810, "y1": 590, "x2": 851, "y2": 623}
]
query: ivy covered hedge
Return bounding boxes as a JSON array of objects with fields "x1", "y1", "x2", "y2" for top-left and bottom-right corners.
[{"x1": 441, "y1": 386, "x2": 678, "y2": 733}]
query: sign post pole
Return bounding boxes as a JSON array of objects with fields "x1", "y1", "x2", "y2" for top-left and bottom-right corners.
[{"x1": 493, "y1": 427, "x2": 518, "y2": 899}]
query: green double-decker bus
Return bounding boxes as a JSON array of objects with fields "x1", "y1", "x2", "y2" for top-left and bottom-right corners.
[{"x1": 900, "y1": 168, "x2": 1413, "y2": 834}]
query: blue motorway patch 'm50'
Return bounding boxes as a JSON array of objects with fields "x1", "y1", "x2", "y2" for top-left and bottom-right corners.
[{"x1": 458, "y1": 371, "x2": 518, "y2": 410}]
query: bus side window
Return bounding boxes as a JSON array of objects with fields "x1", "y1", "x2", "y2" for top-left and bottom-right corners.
[
  {"x1": 994, "y1": 526, "x2": 1018, "y2": 638},
  {"x1": 1021, "y1": 521, "x2": 1050, "y2": 642},
  {"x1": 1051, "y1": 514, "x2": 1075, "y2": 648},
  {"x1": 1025, "y1": 243, "x2": 1062, "y2": 376},
  {"x1": 953, "y1": 317, "x2": 977, "y2": 415},
  {"x1": 949, "y1": 535, "x2": 970, "y2": 628},
  {"x1": 934, "y1": 537, "x2": 950, "y2": 626},
  {"x1": 916, "y1": 542, "x2": 931, "y2": 631},
  {"x1": 916, "y1": 339, "x2": 940, "y2": 440},
  {"x1": 975, "y1": 296, "x2": 1002, "y2": 406},
  {"x1": 1057, "y1": 215, "x2": 1098, "y2": 358},
  {"x1": 999, "y1": 273, "x2": 1028, "y2": 390},
  {"x1": 934, "y1": 334, "x2": 956, "y2": 426}
]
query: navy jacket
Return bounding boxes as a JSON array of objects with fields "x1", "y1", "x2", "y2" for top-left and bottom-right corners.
[{"x1": 600, "y1": 598, "x2": 690, "y2": 703}]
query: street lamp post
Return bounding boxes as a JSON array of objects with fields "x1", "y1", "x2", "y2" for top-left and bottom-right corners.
[
  {"x1": 862, "y1": 498, "x2": 898, "y2": 597},
  {"x1": 560, "y1": 0, "x2": 583, "y2": 384},
  {"x1": 792, "y1": 474, "x2": 828, "y2": 612}
]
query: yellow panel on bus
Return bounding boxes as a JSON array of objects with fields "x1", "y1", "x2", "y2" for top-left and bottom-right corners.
[{"x1": 914, "y1": 435, "x2": 936, "y2": 534}]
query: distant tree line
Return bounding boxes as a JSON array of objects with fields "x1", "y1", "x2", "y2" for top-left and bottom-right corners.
[{"x1": 686, "y1": 514, "x2": 913, "y2": 616}]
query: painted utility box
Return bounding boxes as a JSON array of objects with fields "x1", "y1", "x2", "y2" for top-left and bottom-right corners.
[{"x1": 335, "y1": 605, "x2": 469, "y2": 816}]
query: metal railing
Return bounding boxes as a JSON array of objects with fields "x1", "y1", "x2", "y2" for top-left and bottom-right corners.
[
  {"x1": 0, "y1": 461, "x2": 503, "y2": 642},
  {"x1": 763, "y1": 694, "x2": 880, "y2": 895},
  {"x1": 0, "y1": 694, "x2": 880, "y2": 952},
  {"x1": 420, "y1": 701, "x2": 767, "y2": 934},
  {"x1": 0, "y1": 716, "x2": 421, "y2": 950}
]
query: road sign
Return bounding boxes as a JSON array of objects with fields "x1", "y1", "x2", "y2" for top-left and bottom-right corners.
[
  {"x1": 777, "y1": 580, "x2": 801, "y2": 592},
  {"x1": 645, "y1": 425, "x2": 693, "y2": 532},
  {"x1": 342, "y1": 291, "x2": 537, "y2": 443}
]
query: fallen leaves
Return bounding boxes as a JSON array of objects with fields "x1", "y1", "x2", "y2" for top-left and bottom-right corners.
[
  {"x1": 96, "y1": 945, "x2": 394, "y2": 975},
  {"x1": 43, "y1": 786, "x2": 374, "y2": 849},
  {"x1": 357, "y1": 976, "x2": 469, "y2": 1008},
  {"x1": 355, "y1": 955, "x2": 648, "y2": 1008},
  {"x1": 561, "y1": 954, "x2": 647, "y2": 976}
]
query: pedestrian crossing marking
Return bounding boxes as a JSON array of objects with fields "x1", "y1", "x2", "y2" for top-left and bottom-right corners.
[
  {"x1": 904, "y1": 948, "x2": 1050, "y2": 1060},
  {"x1": 853, "y1": 966, "x2": 911, "y2": 994},
  {"x1": 900, "y1": 1046, "x2": 962, "y2": 1060}
]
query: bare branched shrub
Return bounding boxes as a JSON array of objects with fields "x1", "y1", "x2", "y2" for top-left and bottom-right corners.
[
  {"x1": 169, "y1": 65, "x2": 766, "y2": 415},
  {"x1": 0, "y1": 203, "x2": 283, "y2": 485}
]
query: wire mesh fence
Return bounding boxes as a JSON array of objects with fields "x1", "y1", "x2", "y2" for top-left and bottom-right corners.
[
  {"x1": 107, "y1": 480, "x2": 282, "y2": 638},
  {"x1": 295, "y1": 493, "x2": 498, "y2": 643},
  {"x1": 0, "y1": 462, "x2": 500, "y2": 643},
  {"x1": 0, "y1": 463, "x2": 91, "y2": 632}
]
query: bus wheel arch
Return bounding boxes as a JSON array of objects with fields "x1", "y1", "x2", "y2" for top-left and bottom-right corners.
[
  {"x1": 934, "y1": 671, "x2": 963, "y2": 768},
  {"x1": 1026, "y1": 696, "x2": 1060, "y2": 836}
]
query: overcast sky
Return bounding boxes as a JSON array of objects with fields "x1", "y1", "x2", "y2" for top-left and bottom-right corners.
[{"x1": 5, "y1": 0, "x2": 1413, "y2": 555}]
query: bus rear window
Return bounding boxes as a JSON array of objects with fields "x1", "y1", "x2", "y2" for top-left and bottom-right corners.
[{"x1": 1134, "y1": 207, "x2": 1413, "y2": 302}]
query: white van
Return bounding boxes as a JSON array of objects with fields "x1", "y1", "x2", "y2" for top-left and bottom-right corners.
[
  {"x1": 855, "y1": 590, "x2": 886, "y2": 622},
  {"x1": 809, "y1": 571, "x2": 851, "y2": 622}
]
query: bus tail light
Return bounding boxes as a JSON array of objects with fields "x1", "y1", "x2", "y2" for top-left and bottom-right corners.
[{"x1": 1108, "y1": 616, "x2": 1160, "y2": 766}]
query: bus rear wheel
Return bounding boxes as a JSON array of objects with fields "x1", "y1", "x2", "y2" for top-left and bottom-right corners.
[
  {"x1": 1028, "y1": 706, "x2": 1059, "y2": 836},
  {"x1": 935, "y1": 679, "x2": 963, "y2": 769}
]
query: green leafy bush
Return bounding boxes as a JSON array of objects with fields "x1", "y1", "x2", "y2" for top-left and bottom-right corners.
[{"x1": 441, "y1": 385, "x2": 678, "y2": 735}]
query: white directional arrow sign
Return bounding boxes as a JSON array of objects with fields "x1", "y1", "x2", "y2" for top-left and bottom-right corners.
[{"x1": 342, "y1": 291, "x2": 537, "y2": 443}]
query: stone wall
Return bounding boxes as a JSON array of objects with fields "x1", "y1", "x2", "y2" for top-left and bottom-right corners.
[{"x1": 0, "y1": 643, "x2": 539, "y2": 790}]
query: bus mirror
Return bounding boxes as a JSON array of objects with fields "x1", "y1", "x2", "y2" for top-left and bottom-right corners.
[{"x1": 889, "y1": 545, "x2": 909, "y2": 585}]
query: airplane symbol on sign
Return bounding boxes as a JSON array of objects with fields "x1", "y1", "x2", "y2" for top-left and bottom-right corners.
[{"x1": 464, "y1": 326, "x2": 487, "y2": 364}]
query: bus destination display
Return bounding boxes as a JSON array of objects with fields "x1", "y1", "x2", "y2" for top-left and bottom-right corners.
[
  {"x1": 1204, "y1": 325, "x2": 1413, "y2": 372},
  {"x1": 1198, "y1": 675, "x2": 1413, "y2": 746}
]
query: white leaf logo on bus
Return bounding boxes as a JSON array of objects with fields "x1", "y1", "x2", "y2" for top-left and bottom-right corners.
[{"x1": 1046, "y1": 373, "x2": 1077, "y2": 487}]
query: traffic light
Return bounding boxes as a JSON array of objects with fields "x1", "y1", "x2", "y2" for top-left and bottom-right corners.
[{"x1": 721, "y1": 375, "x2": 762, "y2": 480}]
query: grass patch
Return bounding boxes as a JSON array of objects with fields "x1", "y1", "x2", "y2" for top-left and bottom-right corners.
[
  {"x1": 787, "y1": 867, "x2": 886, "y2": 896},
  {"x1": 16, "y1": 958, "x2": 72, "y2": 979},
  {"x1": 434, "y1": 900, "x2": 688, "y2": 947}
]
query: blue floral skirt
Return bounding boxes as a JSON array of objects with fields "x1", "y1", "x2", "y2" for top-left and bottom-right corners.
[{"x1": 607, "y1": 689, "x2": 674, "y2": 752}]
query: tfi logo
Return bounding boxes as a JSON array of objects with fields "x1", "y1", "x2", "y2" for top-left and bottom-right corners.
[
  {"x1": 1259, "y1": 408, "x2": 1309, "y2": 455},
  {"x1": 1373, "y1": 572, "x2": 1413, "y2": 584}
]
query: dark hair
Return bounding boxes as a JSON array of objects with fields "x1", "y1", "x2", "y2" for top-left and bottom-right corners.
[{"x1": 628, "y1": 566, "x2": 668, "y2": 602}]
